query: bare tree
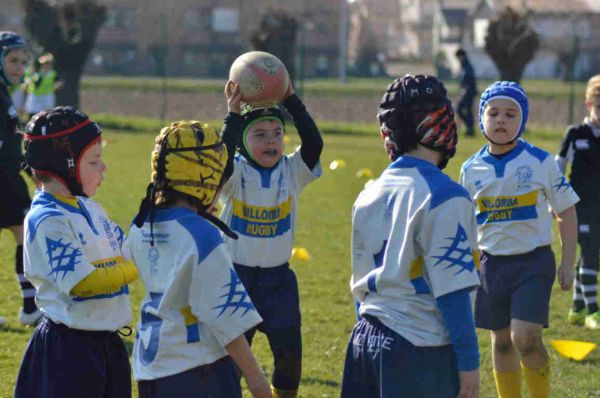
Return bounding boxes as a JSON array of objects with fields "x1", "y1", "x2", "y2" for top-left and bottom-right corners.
[
  {"x1": 485, "y1": 7, "x2": 539, "y2": 83},
  {"x1": 21, "y1": 0, "x2": 106, "y2": 108},
  {"x1": 251, "y1": 7, "x2": 298, "y2": 82}
]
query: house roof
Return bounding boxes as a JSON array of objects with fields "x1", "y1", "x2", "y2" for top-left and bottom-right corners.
[
  {"x1": 441, "y1": 8, "x2": 469, "y2": 26},
  {"x1": 504, "y1": 0, "x2": 599, "y2": 14}
]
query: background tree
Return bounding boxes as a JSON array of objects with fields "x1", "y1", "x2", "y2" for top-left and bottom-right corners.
[
  {"x1": 21, "y1": 0, "x2": 106, "y2": 108},
  {"x1": 251, "y1": 7, "x2": 298, "y2": 83},
  {"x1": 485, "y1": 6, "x2": 539, "y2": 83}
]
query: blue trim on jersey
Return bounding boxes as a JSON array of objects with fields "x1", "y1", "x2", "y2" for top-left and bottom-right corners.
[
  {"x1": 242, "y1": 154, "x2": 284, "y2": 188},
  {"x1": 26, "y1": 207, "x2": 62, "y2": 242},
  {"x1": 186, "y1": 324, "x2": 200, "y2": 343},
  {"x1": 137, "y1": 292, "x2": 164, "y2": 366},
  {"x1": 72, "y1": 285, "x2": 129, "y2": 301},
  {"x1": 410, "y1": 277, "x2": 431, "y2": 294},
  {"x1": 523, "y1": 141, "x2": 549, "y2": 163},
  {"x1": 388, "y1": 156, "x2": 471, "y2": 210},
  {"x1": 476, "y1": 205, "x2": 538, "y2": 225},
  {"x1": 480, "y1": 140, "x2": 526, "y2": 178},
  {"x1": 367, "y1": 240, "x2": 388, "y2": 293},
  {"x1": 173, "y1": 209, "x2": 224, "y2": 265},
  {"x1": 436, "y1": 288, "x2": 479, "y2": 371},
  {"x1": 28, "y1": 191, "x2": 100, "y2": 238},
  {"x1": 230, "y1": 214, "x2": 291, "y2": 238}
]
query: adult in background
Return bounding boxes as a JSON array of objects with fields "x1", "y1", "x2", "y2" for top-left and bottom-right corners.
[{"x1": 455, "y1": 48, "x2": 477, "y2": 137}]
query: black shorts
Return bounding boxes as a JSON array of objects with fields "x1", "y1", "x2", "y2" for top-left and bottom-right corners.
[
  {"x1": 0, "y1": 170, "x2": 31, "y2": 228},
  {"x1": 475, "y1": 245, "x2": 556, "y2": 330},
  {"x1": 14, "y1": 318, "x2": 131, "y2": 398}
]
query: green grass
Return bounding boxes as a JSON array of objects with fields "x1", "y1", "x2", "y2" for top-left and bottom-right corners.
[
  {"x1": 1, "y1": 121, "x2": 599, "y2": 397},
  {"x1": 82, "y1": 76, "x2": 588, "y2": 100}
]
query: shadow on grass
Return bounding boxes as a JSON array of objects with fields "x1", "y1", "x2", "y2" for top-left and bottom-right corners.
[
  {"x1": 300, "y1": 377, "x2": 339, "y2": 388},
  {"x1": 0, "y1": 325, "x2": 32, "y2": 335}
]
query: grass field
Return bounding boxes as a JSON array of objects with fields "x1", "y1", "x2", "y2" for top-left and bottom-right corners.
[{"x1": 1, "y1": 119, "x2": 599, "y2": 397}]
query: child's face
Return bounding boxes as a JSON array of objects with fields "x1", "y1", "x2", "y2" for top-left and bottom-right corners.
[
  {"x1": 79, "y1": 141, "x2": 107, "y2": 197},
  {"x1": 483, "y1": 98, "x2": 521, "y2": 145},
  {"x1": 40, "y1": 62, "x2": 52, "y2": 72},
  {"x1": 3, "y1": 48, "x2": 28, "y2": 85},
  {"x1": 585, "y1": 96, "x2": 600, "y2": 126},
  {"x1": 246, "y1": 119, "x2": 284, "y2": 168}
]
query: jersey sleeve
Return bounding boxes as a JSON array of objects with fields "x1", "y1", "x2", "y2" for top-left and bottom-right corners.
[
  {"x1": 188, "y1": 243, "x2": 262, "y2": 347},
  {"x1": 543, "y1": 156, "x2": 579, "y2": 214},
  {"x1": 557, "y1": 127, "x2": 575, "y2": 162},
  {"x1": 24, "y1": 216, "x2": 96, "y2": 296},
  {"x1": 418, "y1": 196, "x2": 480, "y2": 299},
  {"x1": 458, "y1": 166, "x2": 473, "y2": 199},
  {"x1": 288, "y1": 148, "x2": 321, "y2": 193}
]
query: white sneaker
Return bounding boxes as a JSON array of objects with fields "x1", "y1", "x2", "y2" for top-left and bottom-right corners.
[
  {"x1": 0, "y1": 316, "x2": 7, "y2": 328},
  {"x1": 19, "y1": 309, "x2": 42, "y2": 326}
]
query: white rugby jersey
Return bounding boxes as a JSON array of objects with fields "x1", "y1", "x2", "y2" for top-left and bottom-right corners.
[
  {"x1": 129, "y1": 207, "x2": 262, "y2": 380},
  {"x1": 219, "y1": 150, "x2": 321, "y2": 268},
  {"x1": 460, "y1": 140, "x2": 579, "y2": 255},
  {"x1": 352, "y1": 156, "x2": 480, "y2": 347},
  {"x1": 23, "y1": 190, "x2": 131, "y2": 331}
]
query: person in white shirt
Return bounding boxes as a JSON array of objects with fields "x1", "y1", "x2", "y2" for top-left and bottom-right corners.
[
  {"x1": 460, "y1": 81, "x2": 579, "y2": 398},
  {"x1": 129, "y1": 82, "x2": 271, "y2": 398},
  {"x1": 15, "y1": 107, "x2": 139, "y2": 398},
  {"x1": 342, "y1": 75, "x2": 481, "y2": 398}
]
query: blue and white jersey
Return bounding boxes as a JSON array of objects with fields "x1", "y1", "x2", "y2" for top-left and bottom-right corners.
[
  {"x1": 128, "y1": 207, "x2": 262, "y2": 380},
  {"x1": 23, "y1": 190, "x2": 131, "y2": 331},
  {"x1": 460, "y1": 140, "x2": 579, "y2": 255},
  {"x1": 219, "y1": 150, "x2": 321, "y2": 268},
  {"x1": 352, "y1": 156, "x2": 480, "y2": 347}
]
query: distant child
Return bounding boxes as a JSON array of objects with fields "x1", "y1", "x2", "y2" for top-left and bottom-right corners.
[
  {"x1": 0, "y1": 31, "x2": 40, "y2": 328},
  {"x1": 128, "y1": 82, "x2": 271, "y2": 398},
  {"x1": 218, "y1": 81, "x2": 323, "y2": 397},
  {"x1": 25, "y1": 53, "x2": 59, "y2": 119},
  {"x1": 557, "y1": 74, "x2": 600, "y2": 330},
  {"x1": 460, "y1": 81, "x2": 579, "y2": 398},
  {"x1": 341, "y1": 74, "x2": 481, "y2": 398},
  {"x1": 14, "y1": 106, "x2": 139, "y2": 397}
]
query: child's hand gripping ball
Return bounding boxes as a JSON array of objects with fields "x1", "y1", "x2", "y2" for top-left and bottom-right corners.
[{"x1": 229, "y1": 51, "x2": 290, "y2": 106}]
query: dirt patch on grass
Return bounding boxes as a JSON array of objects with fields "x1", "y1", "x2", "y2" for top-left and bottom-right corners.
[{"x1": 82, "y1": 88, "x2": 587, "y2": 129}]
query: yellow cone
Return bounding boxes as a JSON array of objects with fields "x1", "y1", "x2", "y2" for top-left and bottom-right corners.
[
  {"x1": 291, "y1": 247, "x2": 310, "y2": 261},
  {"x1": 329, "y1": 159, "x2": 346, "y2": 170},
  {"x1": 364, "y1": 179, "x2": 375, "y2": 188},
  {"x1": 550, "y1": 339, "x2": 597, "y2": 361},
  {"x1": 355, "y1": 168, "x2": 373, "y2": 178}
]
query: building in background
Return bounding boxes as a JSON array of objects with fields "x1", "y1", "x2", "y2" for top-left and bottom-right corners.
[
  {"x1": 434, "y1": 0, "x2": 600, "y2": 80},
  {"x1": 0, "y1": 0, "x2": 343, "y2": 78}
]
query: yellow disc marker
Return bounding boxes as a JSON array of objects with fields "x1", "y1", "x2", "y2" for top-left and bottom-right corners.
[
  {"x1": 329, "y1": 159, "x2": 346, "y2": 170},
  {"x1": 550, "y1": 339, "x2": 597, "y2": 361},
  {"x1": 355, "y1": 168, "x2": 373, "y2": 179},
  {"x1": 364, "y1": 179, "x2": 375, "y2": 189},
  {"x1": 291, "y1": 247, "x2": 311, "y2": 262}
]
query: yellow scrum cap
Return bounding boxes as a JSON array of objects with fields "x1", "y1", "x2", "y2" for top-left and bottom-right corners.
[{"x1": 152, "y1": 120, "x2": 228, "y2": 207}]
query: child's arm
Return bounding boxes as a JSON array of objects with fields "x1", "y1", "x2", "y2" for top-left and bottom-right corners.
[
  {"x1": 70, "y1": 259, "x2": 138, "y2": 297},
  {"x1": 222, "y1": 81, "x2": 243, "y2": 181},
  {"x1": 226, "y1": 335, "x2": 272, "y2": 398},
  {"x1": 556, "y1": 205, "x2": 578, "y2": 290},
  {"x1": 281, "y1": 84, "x2": 323, "y2": 170},
  {"x1": 437, "y1": 288, "x2": 480, "y2": 398},
  {"x1": 555, "y1": 126, "x2": 575, "y2": 174}
]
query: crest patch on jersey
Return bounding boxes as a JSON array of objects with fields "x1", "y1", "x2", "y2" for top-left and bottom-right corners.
[
  {"x1": 213, "y1": 269, "x2": 255, "y2": 318},
  {"x1": 432, "y1": 224, "x2": 475, "y2": 274}
]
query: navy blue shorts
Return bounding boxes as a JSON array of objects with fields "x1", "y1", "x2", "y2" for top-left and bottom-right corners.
[
  {"x1": 341, "y1": 315, "x2": 459, "y2": 398},
  {"x1": 0, "y1": 171, "x2": 30, "y2": 228},
  {"x1": 138, "y1": 356, "x2": 241, "y2": 398},
  {"x1": 234, "y1": 262, "x2": 301, "y2": 333},
  {"x1": 14, "y1": 318, "x2": 131, "y2": 398},
  {"x1": 475, "y1": 245, "x2": 556, "y2": 330}
]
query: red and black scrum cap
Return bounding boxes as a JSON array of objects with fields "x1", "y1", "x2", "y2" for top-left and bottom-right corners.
[{"x1": 24, "y1": 106, "x2": 102, "y2": 197}]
